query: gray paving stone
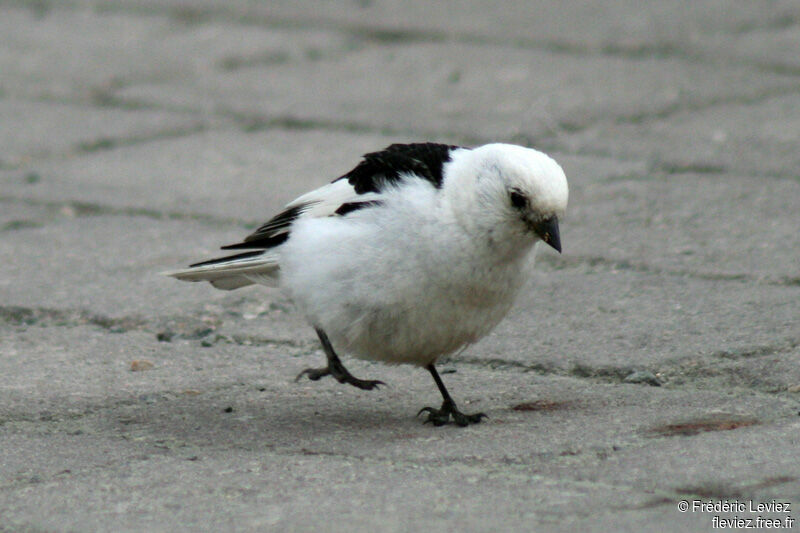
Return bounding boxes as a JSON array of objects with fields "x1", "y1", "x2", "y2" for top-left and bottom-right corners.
[
  {"x1": 0, "y1": 448, "x2": 688, "y2": 532},
  {"x1": 0, "y1": 100, "x2": 202, "y2": 168},
  {"x1": 699, "y1": 25, "x2": 800, "y2": 72},
  {"x1": 0, "y1": 4, "x2": 352, "y2": 102},
  {"x1": 105, "y1": 0, "x2": 800, "y2": 54},
  {"x1": 1, "y1": 323, "x2": 796, "y2": 531},
  {"x1": 119, "y1": 40, "x2": 798, "y2": 141},
  {"x1": 563, "y1": 94, "x2": 800, "y2": 179},
  {"x1": 0, "y1": 211, "x2": 295, "y2": 321},
  {"x1": 0, "y1": 325, "x2": 295, "y2": 415},
  {"x1": 0, "y1": 128, "x2": 417, "y2": 221},
  {"x1": 564, "y1": 170, "x2": 800, "y2": 280},
  {"x1": 0, "y1": 5, "x2": 170, "y2": 100},
  {"x1": 478, "y1": 266, "x2": 799, "y2": 381}
]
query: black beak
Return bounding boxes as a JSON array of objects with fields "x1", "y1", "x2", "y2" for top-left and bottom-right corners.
[{"x1": 532, "y1": 215, "x2": 561, "y2": 253}]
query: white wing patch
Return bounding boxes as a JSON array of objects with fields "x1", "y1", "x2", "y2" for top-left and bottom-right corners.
[
  {"x1": 165, "y1": 180, "x2": 381, "y2": 290},
  {"x1": 288, "y1": 179, "x2": 381, "y2": 219}
]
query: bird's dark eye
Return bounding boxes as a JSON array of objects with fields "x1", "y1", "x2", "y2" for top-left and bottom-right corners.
[{"x1": 509, "y1": 190, "x2": 528, "y2": 209}]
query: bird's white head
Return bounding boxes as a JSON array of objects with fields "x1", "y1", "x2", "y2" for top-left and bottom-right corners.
[{"x1": 444, "y1": 143, "x2": 569, "y2": 256}]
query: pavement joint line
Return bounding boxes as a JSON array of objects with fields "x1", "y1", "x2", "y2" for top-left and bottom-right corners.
[
  {"x1": 74, "y1": 123, "x2": 210, "y2": 155},
  {"x1": 217, "y1": 108, "x2": 484, "y2": 146},
  {"x1": 0, "y1": 304, "x2": 147, "y2": 333},
  {"x1": 0, "y1": 379, "x2": 268, "y2": 429},
  {"x1": 453, "y1": 348, "x2": 800, "y2": 394},
  {"x1": 610, "y1": 85, "x2": 800, "y2": 127},
  {"x1": 17, "y1": 83, "x2": 800, "y2": 171},
  {"x1": 0, "y1": 117, "x2": 213, "y2": 172},
  {"x1": 0, "y1": 303, "x2": 312, "y2": 351},
  {"x1": 3, "y1": 297, "x2": 794, "y2": 394},
  {"x1": 726, "y1": 13, "x2": 800, "y2": 36},
  {"x1": 4, "y1": 301, "x2": 796, "y2": 396},
  {"x1": 6, "y1": 7, "x2": 798, "y2": 144},
  {"x1": 83, "y1": 84, "x2": 800, "y2": 154},
  {"x1": 0, "y1": 123, "x2": 210, "y2": 170},
  {"x1": 544, "y1": 254, "x2": 800, "y2": 288},
  {"x1": 7, "y1": 87, "x2": 800, "y2": 175},
  {"x1": 448, "y1": 355, "x2": 641, "y2": 386},
  {"x1": 0, "y1": 196, "x2": 252, "y2": 229},
  {"x1": 707, "y1": 339, "x2": 800, "y2": 361},
  {"x1": 2, "y1": 90, "x2": 204, "y2": 117},
  {"x1": 46, "y1": 0, "x2": 800, "y2": 71},
  {"x1": 543, "y1": 142, "x2": 800, "y2": 182}
]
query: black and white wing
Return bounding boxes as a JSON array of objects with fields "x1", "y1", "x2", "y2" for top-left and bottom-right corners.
[
  {"x1": 340, "y1": 142, "x2": 461, "y2": 194},
  {"x1": 166, "y1": 143, "x2": 464, "y2": 290}
]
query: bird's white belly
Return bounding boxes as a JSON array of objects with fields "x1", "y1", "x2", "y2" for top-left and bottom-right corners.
[
  {"x1": 338, "y1": 283, "x2": 520, "y2": 366},
  {"x1": 289, "y1": 246, "x2": 530, "y2": 366},
  {"x1": 279, "y1": 189, "x2": 535, "y2": 367}
]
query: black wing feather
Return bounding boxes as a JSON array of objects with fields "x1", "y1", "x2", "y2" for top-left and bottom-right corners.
[
  {"x1": 218, "y1": 143, "x2": 463, "y2": 251},
  {"x1": 338, "y1": 143, "x2": 463, "y2": 194},
  {"x1": 221, "y1": 204, "x2": 309, "y2": 250},
  {"x1": 333, "y1": 200, "x2": 384, "y2": 216}
]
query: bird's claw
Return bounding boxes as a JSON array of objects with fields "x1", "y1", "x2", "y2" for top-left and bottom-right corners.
[
  {"x1": 295, "y1": 367, "x2": 329, "y2": 382},
  {"x1": 417, "y1": 401, "x2": 487, "y2": 427},
  {"x1": 295, "y1": 366, "x2": 385, "y2": 391},
  {"x1": 339, "y1": 376, "x2": 386, "y2": 391}
]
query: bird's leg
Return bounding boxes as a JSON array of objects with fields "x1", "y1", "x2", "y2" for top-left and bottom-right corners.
[
  {"x1": 295, "y1": 328, "x2": 385, "y2": 391},
  {"x1": 417, "y1": 364, "x2": 487, "y2": 426}
]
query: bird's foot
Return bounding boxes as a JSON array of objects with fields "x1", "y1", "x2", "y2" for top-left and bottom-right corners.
[
  {"x1": 417, "y1": 399, "x2": 487, "y2": 427},
  {"x1": 295, "y1": 359, "x2": 385, "y2": 391}
]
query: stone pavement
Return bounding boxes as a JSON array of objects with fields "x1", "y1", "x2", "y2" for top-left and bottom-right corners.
[{"x1": 1, "y1": 1, "x2": 799, "y2": 531}]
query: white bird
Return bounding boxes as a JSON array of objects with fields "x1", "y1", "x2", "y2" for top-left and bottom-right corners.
[{"x1": 167, "y1": 143, "x2": 568, "y2": 426}]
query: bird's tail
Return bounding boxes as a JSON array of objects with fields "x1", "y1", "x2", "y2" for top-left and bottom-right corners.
[{"x1": 163, "y1": 250, "x2": 280, "y2": 290}]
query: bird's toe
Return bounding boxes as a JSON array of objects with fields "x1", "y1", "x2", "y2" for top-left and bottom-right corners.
[
  {"x1": 417, "y1": 403, "x2": 486, "y2": 427},
  {"x1": 295, "y1": 367, "x2": 330, "y2": 382},
  {"x1": 452, "y1": 411, "x2": 488, "y2": 427},
  {"x1": 417, "y1": 406, "x2": 451, "y2": 426},
  {"x1": 345, "y1": 377, "x2": 386, "y2": 391}
]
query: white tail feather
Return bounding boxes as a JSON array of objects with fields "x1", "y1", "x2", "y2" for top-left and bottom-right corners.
[{"x1": 164, "y1": 253, "x2": 280, "y2": 290}]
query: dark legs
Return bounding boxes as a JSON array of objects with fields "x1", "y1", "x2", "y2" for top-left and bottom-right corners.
[
  {"x1": 296, "y1": 333, "x2": 484, "y2": 426},
  {"x1": 295, "y1": 328, "x2": 385, "y2": 390},
  {"x1": 417, "y1": 364, "x2": 487, "y2": 426}
]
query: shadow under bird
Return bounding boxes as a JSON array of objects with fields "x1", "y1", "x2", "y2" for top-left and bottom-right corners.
[{"x1": 167, "y1": 142, "x2": 568, "y2": 426}]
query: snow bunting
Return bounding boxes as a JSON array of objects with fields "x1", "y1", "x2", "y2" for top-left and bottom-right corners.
[{"x1": 167, "y1": 143, "x2": 568, "y2": 426}]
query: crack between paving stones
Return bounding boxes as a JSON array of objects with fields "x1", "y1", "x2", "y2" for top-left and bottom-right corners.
[
  {"x1": 73, "y1": 123, "x2": 209, "y2": 155},
  {"x1": 544, "y1": 254, "x2": 800, "y2": 288},
  {"x1": 9, "y1": 85, "x2": 800, "y2": 178},
  {"x1": 94, "y1": 86, "x2": 800, "y2": 166},
  {"x1": 0, "y1": 304, "x2": 311, "y2": 352},
  {"x1": 708, "y1": 339, "x2": 800, "y2": 361},
  {"x1": 0, "y1": 123, "x2": 208, "y2": 171},
  {"x1": 4, "y1": 300, "x2": 795, "y2": 375},
  {"x1": 612, "y1": 85, "x2": 800, "y2": 127},
  {"x1": 5, "y1": 6, "x2": 798, "y2": 153},
  {"x1": 0, "y1": 196, "x2": 252, "y2": 228},
  {"x1": 59, "y1": 0, "x2": 800, "y2": 69}
]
